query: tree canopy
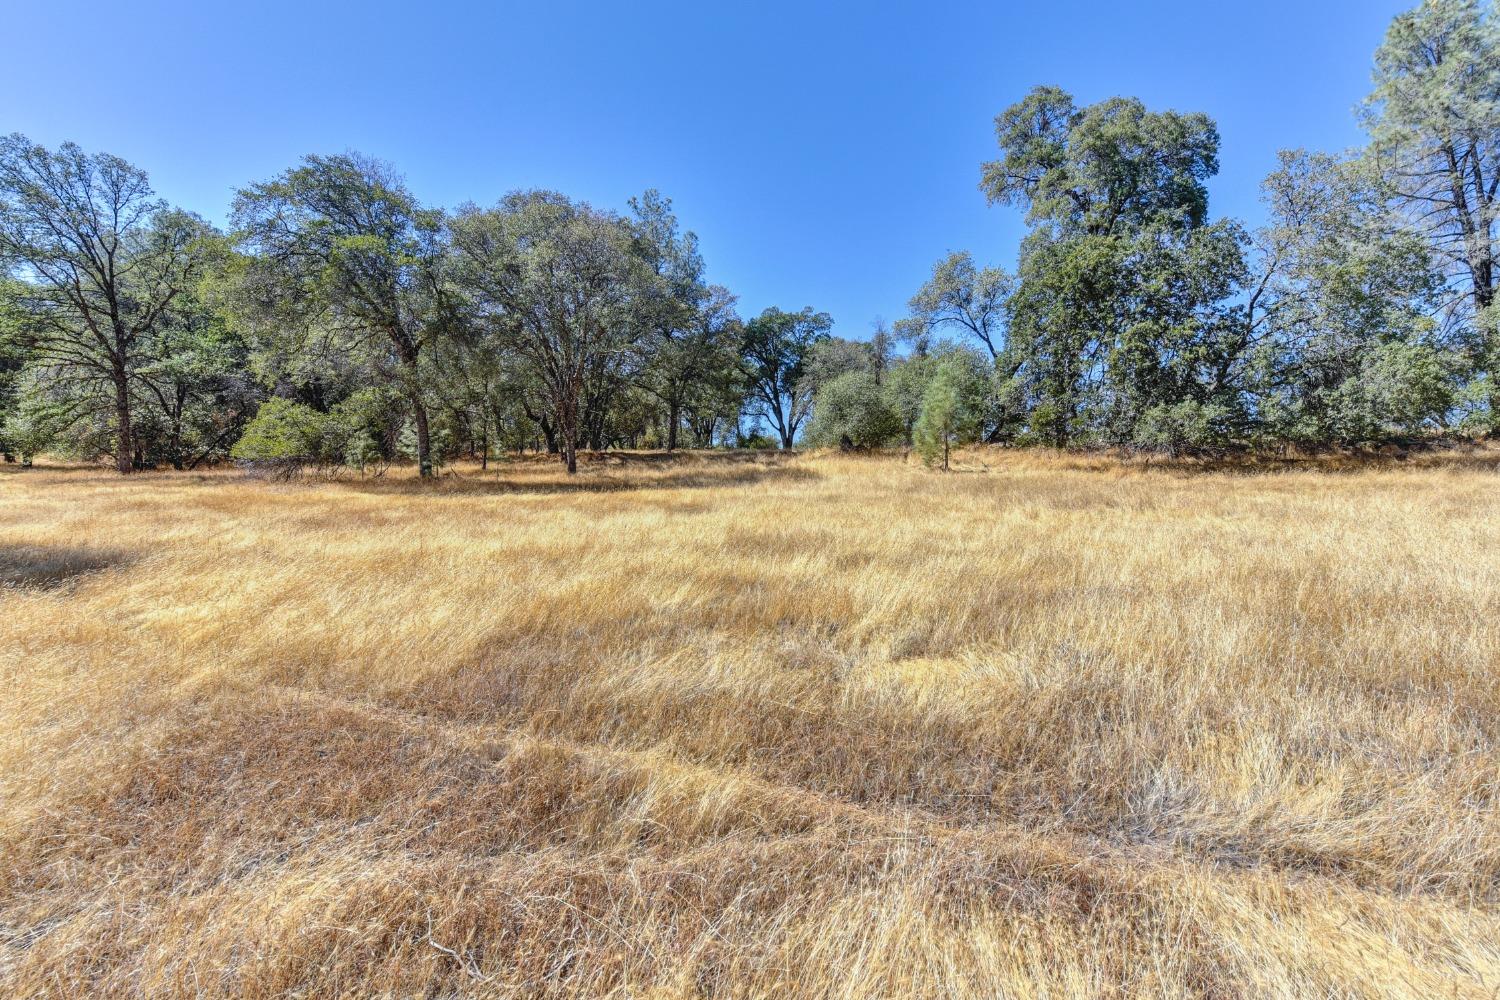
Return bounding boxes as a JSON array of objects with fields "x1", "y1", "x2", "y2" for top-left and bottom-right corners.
[{"x1": 0, "y1": 1, "x2": 1494, "y2": 472}]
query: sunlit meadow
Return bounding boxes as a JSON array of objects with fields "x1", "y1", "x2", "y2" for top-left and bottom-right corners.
[{"x1": 2, "y1": 448, "x2": 1499, "y2": 998}]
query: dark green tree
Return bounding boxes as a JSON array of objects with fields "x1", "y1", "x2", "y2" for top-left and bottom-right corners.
[
  {"x1": 450, "y1": 191, "x2": 648, "y2": 473},
  {"x1": 232, "y1": 154, "x2": 452, "y2": 476},
  {"x1": 739, "y1": 306, "x2": 832, "y2": 448},
  {"x1": 981, "y1": 88, "x2": 1243, "y2": 447},
  {"x1": 628, "y1": 191, "x2": 744, "y2": 451}
]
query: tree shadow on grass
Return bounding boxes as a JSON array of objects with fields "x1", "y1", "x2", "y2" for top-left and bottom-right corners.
[
  {"x1": 1141, "y1": 448, "x2": 1500, "y2": 478},
  {"x1": 0, "y1": 544, "x2": 132, "y2": 591},
  {"x1": 328, "y1": 452, "x2": 820, "y2": 498},
  {"x1": 995, "y1": 441, "x2": 1500, "y2": 478}
]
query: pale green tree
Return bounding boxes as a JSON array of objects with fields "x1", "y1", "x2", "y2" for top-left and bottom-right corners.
[
  {"x1": 914, "y1": 355, "x2": 988, "y2": 469},
  {"x1": 906, "y1": 251, "x2": 1012, "y2": 361},
  {"x1": 1249, "y1": 150, "x2": 1453, "y2": 445},
  {"x1": 0, "y1": 135, "x2": 210, "y2": 472}
]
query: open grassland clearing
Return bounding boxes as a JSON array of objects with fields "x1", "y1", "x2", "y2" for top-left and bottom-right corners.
[{"x1": 2, "y1": 449, "x2": 1499, "y2": 997}]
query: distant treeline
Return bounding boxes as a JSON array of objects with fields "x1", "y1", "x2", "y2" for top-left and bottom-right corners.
[{"x1": 1, "y1": 0, "x2": 1496, "y2": 474}]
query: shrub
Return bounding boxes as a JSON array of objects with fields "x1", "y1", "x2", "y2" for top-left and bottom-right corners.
[
  {"x1": 805, "y1": 371, "x2": 903, "y2": 450},
  {"x1": 1132, "y1": 400, "x2": 1234, "y2": 456},
  {"x1": 230, "y1": 398, "x2": 333, "y2": 477}
]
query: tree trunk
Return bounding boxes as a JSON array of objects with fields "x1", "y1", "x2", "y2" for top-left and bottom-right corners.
[
  {"x1": 538, "y1": 415, "x2": 558, "y2": 454},
  {"x1": 169, "y1": 409, "x2": 185, "y2": 470},
  {"x1": 113, "y1": 369, "x2": 134, "y2": 474},
  {"x1": 412, "y1": 395, "x2": 433, "y2": 477},
  {"x1": 562, "y1": 413, "x2": 579, "y2": 474},
  {"x1": 558, "y1": 393, "x2": 580, "y2": 474},
  {"x1": 666, "y1": 398, "x2": 680, "y2": 452}
]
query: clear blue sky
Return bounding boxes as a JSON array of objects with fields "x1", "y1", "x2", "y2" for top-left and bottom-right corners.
[{"x1": 3, "y1": 0, "x2": 1409, "y2": 338}]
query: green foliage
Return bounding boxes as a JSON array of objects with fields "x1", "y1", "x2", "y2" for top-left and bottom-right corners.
[
  {"x1": 450, "y1": 190, "x2": 650, "y2": 471},
  {"x1": 739, "y1": 306, "x2": 832, "y2": 448},
  {"x1": 914, "y1": 355, "x2": 988, "y2": 469},
  {"x1": 1259, "y1": 340, "x2": 1455, "y2": 447},
  {"x1": 736, "y1": 430, "x2": 778, "y2": 450},
  {"x1": 1249, "y1": 150, "x2": 1457, "y2": 446},
  {"x1": 8, "y1": 9, "x2": 1500, "y2": 476},
  {"x1": 882, "y1": 353, "x2": 935, "y2": 441},
  {"x1": 232, "y1": 153, "x2": 450, "y2": 476},
  {"x1": 982, "y1": 87, "x2": 1219, "y2": 236},
  {"x1": 881, "y1": 345, "x2": 1002, "y2": 446},
  {"x1": 805, "y1": 371, "x2": 903, "y2": 449},
  {"x1": 0, "y1": 135, "x2": 214, "y2": 471},
  {"x1": 905, "y1": 252, "x2": 1012, "y2": 360},
  {"x1": 628, "y1": 192, "x2": 746, "y2": 450},
  {"x1": 0, "y1": 367, "x2": 76, "y2": 464},
  {"x1": 230, "y1": 398, "x2": 331, "y2": 464},
  {"x1": 984, "y1": 87, "x2": 1250, "y2": 448},
  {"x1": 0, "y1": 279, "x2": 30, "y2": 460},
  {"x1": 1132, "y1": 401, "x2": 1235, "y2": 455},
  {"x1": 1363, "y1": 0, "x2": 1498, "y2": 319}
]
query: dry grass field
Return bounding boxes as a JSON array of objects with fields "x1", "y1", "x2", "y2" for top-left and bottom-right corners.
[{"x1": 2, "y1": 448, "x2": 1499, "y2": 998}]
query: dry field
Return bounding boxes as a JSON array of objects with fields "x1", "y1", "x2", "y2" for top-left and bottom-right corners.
[{"x1": 2, "y1": 448, "x2": 1499, "y2": 998}]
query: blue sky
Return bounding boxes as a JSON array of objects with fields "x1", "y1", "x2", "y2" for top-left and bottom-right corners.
[{"x1": 3, "y1": 0, "x2": 1409, "y2": 338}]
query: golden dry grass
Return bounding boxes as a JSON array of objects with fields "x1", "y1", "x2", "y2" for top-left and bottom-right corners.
[{"x1": 2, "y1": 447, "x2": 1499, "y2": 998}]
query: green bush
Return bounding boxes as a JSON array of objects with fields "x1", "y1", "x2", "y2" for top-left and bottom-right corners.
[
  {"x1": 805, "y1": 371, "x2": 903, "y2": 449},
  {"x1": 1132, "y1": 400, "x2": 1234, "y2": 455},
  {"x1": 230, "y1": 398, "x2": 332, "y2": 472}
]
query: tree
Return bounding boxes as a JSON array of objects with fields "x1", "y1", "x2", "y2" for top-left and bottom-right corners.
[
  {"x1": 0, "y1": 367, "x2": 71, "y2": 466},
  {"x1": 1103, "y1": 219, "x2": 1251, "y2": 448},
  {"x1": 231, "y1": 154, "x2": 451, "y2": 477},
  {"x1": 676, "y1": 292, "x2": 748, "y2": 447},
  {"x1": 1364, "y1": 0, "x2": 1498, "y2": 319},
  {"x1": 1249, "y1": 150, "x2": 1454, "y2": 445},
  {"x1": 740, "y1": 306, "x2": 831, "y2": 448},
  {"x1": 229, "y1": 396, "x2": 333, "y2": 472},
  {"x1": 981, "y1": 88, "x2": 1241, "y2": 446},
  {"x1": 0, "y1": 277, "x2": 33, "y2": 462},
  {"x1": 1004, "y1": 233, "x2": 1120, "y2": 445},
  {"x1": 628, "y1": 191, "x2": 744, "y2": 451},
  {"x1": 450, "y1": 190, "x2": 648, "y2": 473},
  {"x1": 804, "y1": 371, "x2": 903, "y2": 449},
  {"x1": 982, "y1": 87, "x2": 1219, "y2": 239},
  {"x1": 914, "y1": 355, "x2": 987, "y2": 469},
  {"x1": 1363, "y1": 0, "x2": 1500, "y2": 429},
  {"x1": 129, "y1": 255, "x2": 259, "y2": 469},
  {"x1": 801, "y1": 336, "x2": 879, "y2": 395},
  {"x1": 0, "y1": 135, "x2": 208, "y2": 472},
  {"x1": 906, "y1": 251, "x2": 1012, "y2": 360}
]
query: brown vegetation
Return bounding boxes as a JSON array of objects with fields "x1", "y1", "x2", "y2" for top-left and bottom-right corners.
[{"x1": 2, "y1": 449, "x2": 1498, "y2": 997}]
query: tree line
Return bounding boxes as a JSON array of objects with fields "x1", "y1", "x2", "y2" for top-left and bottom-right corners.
[{"x1": 1, "y1": 0, "x2": 1495, "y2": 474}]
